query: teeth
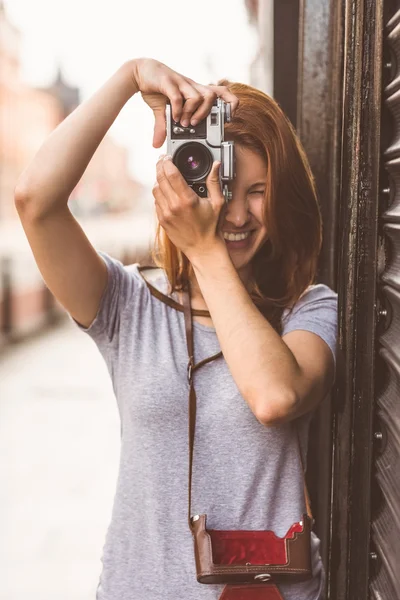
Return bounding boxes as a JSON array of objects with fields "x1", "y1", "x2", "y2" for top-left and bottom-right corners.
[{"x1": 223, "y1": 232, "x2": 251, "y2": 242}]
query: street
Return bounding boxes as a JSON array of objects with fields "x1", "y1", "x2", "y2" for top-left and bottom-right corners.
[{"x1": 0, "y1": 319, "x2": 121, "y2": 600}]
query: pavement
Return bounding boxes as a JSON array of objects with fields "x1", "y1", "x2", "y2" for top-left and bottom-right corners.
[{"x1": 0, "y1": 320, "x2": 122, "y2": 600}]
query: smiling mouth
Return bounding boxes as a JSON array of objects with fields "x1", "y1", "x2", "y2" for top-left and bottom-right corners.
[
  {"x1": 222, "y1": 231, "x2": 257, "y2": 251},
  {"x1": 222, "y1": 231, "x2": 254, "y2": 242}
]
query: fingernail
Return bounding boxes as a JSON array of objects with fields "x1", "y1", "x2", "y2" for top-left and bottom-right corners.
[
  {"x1": 191, "y1": 119, "x2": 198, "y2": 126},
  {"x1": 181, "y1": 120, "x2": 189, "y2": 127},
  {"x1": 158, "y1": 153, "x2": 166, "y2": 160},
  {"x1": 163, "y1": 155, "x2": 173, "y2": 161}
]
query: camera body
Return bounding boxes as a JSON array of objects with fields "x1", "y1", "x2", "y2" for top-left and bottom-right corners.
[{"x1": 166, "y1": 98, "x2": 235, "y2": 202}]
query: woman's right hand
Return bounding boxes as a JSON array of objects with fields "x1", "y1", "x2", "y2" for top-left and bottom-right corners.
[{"x1": 131, "y1": 58, "x2": 239, "y2": 148}]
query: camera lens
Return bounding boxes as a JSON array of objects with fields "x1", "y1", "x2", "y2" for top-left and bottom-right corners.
[{"x1": 173, "y1": 143, "x2": 213, "y2": 182}]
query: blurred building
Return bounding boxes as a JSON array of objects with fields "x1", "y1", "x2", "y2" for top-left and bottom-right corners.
[
  {"x1": 0, "y1": 1, "x2": 62, "y2": 220},
  {"x1": 0, "y1": 1, "x2": 142, "y2": 222},
  {"x1": 43, "y1": 66, "x2": 80, "y2": 121},
  {"x1": 69, "y1": 136, "x2": 143, "y2": 217}
]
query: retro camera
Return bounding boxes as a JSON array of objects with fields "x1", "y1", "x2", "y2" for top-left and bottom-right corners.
[{"x1": 166, "y1": 98, "x2": 235, "y2": 202}]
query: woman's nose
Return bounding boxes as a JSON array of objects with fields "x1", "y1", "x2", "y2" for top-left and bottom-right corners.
[{"x1": 224, "y1": 195, "x2": 250, "y2": 227}]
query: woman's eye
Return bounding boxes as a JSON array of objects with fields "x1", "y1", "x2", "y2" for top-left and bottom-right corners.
[{"x1": 249, "y1": 190, "x2": 265, "y2": 195}]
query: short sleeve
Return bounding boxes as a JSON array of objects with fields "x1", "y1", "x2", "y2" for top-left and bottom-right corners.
[
  {"x1": 69, "y1": 251, "x2": 145, "y2": 344},
  {"x1": 281, "y1": 284, "x2": 338, "y2": 370}
]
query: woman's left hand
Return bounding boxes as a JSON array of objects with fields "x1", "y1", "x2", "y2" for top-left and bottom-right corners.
[{"x1": 152, "y1": 155, "x2": 227, "y2": 261}]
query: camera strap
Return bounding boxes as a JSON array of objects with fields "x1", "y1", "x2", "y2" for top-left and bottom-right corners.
[{"x1": 181, "y1": 283, "x2": 312, "y2": 530}]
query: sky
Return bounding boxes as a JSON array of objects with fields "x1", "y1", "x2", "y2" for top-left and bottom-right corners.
[{"x1": 5, "y1": 0, "x2": 258, "y2": 187}]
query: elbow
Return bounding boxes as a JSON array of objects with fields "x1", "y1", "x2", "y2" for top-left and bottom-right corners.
[
  {"x1": 14, "y1": 179, "x2": 38, "y2": 218},
  {"x1": 253, "y1": 389, "x2": 299, "y2": 427},
  {"x1": 14, "y1": 181, "x2": 30, "y2": 213},
  {"x1": 14, "y1": 180, "x2": 59, "y2": 221}
]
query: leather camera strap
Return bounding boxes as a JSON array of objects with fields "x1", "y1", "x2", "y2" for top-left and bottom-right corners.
[{"x1": 180, "y1": 284, "x2": 313, "y2": 528}]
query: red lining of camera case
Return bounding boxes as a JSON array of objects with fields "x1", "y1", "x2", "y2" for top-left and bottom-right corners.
[{"x1": 208, "y1": 521, "x2": 304, "y2": 565}]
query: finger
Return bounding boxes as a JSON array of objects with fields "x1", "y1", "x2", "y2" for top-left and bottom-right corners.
[
  {"x1": 162, "y1": 157, "x2": 197, "y2": 204},
  {"x1": 205, "y1": 161, "x2": 225, "y2": 211},
  {"x1": 177, "y1": 81, "x2": 203, "y2": 126},
  {"x1": 155, "y1": 202, "x2": 167, "y2": 230},
  {"x1": 188, "y1": 85, "x2": 217, "y2": 125},
  {"x1": 152, "y1": 182, "x2": 165, "y2": 207},
  {"x1": 153, "y1": 184, "x2": 171, "y2": 226},
  {"x1": 152, "y1": 107, "x2": 167, "y2": 148},
  {"x1": 209, "y1": 85, "x2": 240, "y2": 116},
  {"x1": 156, "y1": 157, "x2": 175, "y2": 205},
  {"x1": 163, "y1": 81, "x2": 185, "y2": 123}
]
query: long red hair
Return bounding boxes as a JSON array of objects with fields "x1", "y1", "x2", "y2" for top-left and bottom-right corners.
[{"x1": 152, "y1": 82, "x2": 322, "y2": 333}]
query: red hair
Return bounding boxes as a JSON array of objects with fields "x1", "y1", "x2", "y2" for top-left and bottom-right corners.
[{"x1": 152, "y1": 82, "x2": 322, "y2": 333}]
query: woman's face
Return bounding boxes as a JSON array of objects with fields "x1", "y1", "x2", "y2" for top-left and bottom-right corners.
[{"x1": 219, "y1": 144, "x2": 268, "y2": 274}]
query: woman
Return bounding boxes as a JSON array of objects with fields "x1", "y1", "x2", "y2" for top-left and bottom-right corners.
[{"x1": 15, "y1": 58, "x2": 337, "y2": 600}]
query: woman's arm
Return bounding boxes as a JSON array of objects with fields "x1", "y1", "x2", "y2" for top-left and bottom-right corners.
[
  {"x1": 189, "y1": 246, "x2": 335, "y2": 426},
  {"x1": 14, "y1": 58, "x2": 227, "y2": 328},
  {"x1": 14, "y1": 61, "x2": 139, "y2": 328},
  {"x1": 15, "y1": 61, "x2": 138, "y2": 218}
]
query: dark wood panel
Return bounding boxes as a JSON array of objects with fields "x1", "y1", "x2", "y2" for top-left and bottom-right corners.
[
  {"x1": 273, "y1": 0, "x2": 299, "y2": 127},
  {"x1": 297, "y1": 0, "x2": 342, "y2": 287},
  {"x1": 328, "y1": 1, "x2": 384, "y2": 599},
  {"x1": 296, "y1": 0, "x2": 343, "y2": 572}
]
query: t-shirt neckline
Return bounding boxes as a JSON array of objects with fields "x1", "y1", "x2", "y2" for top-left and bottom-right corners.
[{"x1": 138, "y1": 266, "x2": 217, "y2": 333}]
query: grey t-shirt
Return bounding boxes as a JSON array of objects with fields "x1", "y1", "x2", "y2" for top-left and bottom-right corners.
[{"x1": 72, "y1": 251, "x2": 338, "y2": 600}]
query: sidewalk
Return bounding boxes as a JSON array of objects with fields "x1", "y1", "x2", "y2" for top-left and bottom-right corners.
[{"x1": 0, "y1": 320, "x2": 121, "y2": 600}]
